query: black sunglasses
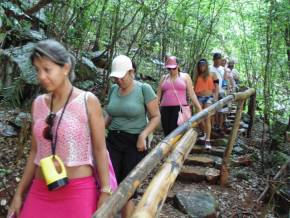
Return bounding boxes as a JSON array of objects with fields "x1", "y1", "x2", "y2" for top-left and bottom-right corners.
[{"x1": 43, "y1": 113, "x2": 56, "y2": 140}]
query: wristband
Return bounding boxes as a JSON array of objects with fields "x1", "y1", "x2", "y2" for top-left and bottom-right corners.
[{"x1": 100, "y1": 186, "x2": 113, "y2": 195}]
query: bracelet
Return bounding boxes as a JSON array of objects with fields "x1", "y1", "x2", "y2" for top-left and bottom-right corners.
[{"x1": 100, "y1": 186, "x2": 113, "y2": 195}]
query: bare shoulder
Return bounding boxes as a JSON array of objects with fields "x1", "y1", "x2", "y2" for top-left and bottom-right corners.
[
  {"x1": 210, "y1": 72, "x2": 217, "y2": 79},
  {"x1": 84, "y1": 91, "x2": 100, "y2": 106},
  {"x1": 42, "y1": 93, "x2": 50, "y2": 102}
]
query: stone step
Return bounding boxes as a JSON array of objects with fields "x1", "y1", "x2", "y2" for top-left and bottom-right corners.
[
  {"x1": 223, "y1": 123, "x2": 249, "y2": 131},
  {"x1": 185, "y1": 154, "x2": 222, "y2": 168},
  {"x1": 227, "y1": 115, "x2": 236, "y2": 120},
  {"x1": 173, "y1": 189, "x2": 219, "y2": 218},
  {"x1": 225, "y1": 119, "x2": 235, "y2": 123},
  {"x1": 211, "y1": 138, "x2": 228, "y2": 147},
  {"x1": 240, "y1": 121, "x2": 249, "y2": 129},
  {"x1": 238, "y1": 128, "x2": 247, "y2": 136},
  {"x1": 229, "y1": 110, "x2": 237, "y2": 114},
  {"x1": 179, "y1": 166, "x2": 220, "y2": 184},
  {"x1": 210, "y1": 132, "x2": 230, "y2": 140},
  {"x1": 191, "y1": 145, "x2": 225, "y2": 157}
]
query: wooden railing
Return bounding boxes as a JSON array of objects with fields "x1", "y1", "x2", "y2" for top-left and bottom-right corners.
[{"x1": 92, "y1": 88, "x2": 256, "y2": 218}]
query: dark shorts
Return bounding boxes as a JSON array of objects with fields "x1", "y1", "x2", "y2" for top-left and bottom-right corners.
[
  {"x1": 197, "y1": 96, "x2": 214, "y2": 105},
  {"x1": 106, "y1": 130, "x2": 147, "y2": 198}
]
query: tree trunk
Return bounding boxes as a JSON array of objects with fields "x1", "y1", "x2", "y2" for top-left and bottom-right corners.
[{"x1": 93, "y1": 0, "x2": 109, "y2": 51}]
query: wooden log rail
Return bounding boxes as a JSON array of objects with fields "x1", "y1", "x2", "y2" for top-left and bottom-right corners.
[
  {"x1": 132, "y1": 129, "x2": 198, "y2": 218},
  {"x1": 92, "y1": 88, "x2": 256, "y2": 218}
]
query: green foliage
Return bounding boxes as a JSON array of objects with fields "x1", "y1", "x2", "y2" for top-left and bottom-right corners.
[
  {"x1": 0, "y1": 0, "x2": 289, "y2": 123},
  {"x1": 271, "y1": 151, "x2": 290, "y2": 166},
  {"x1": 0, "y1": 168, "x2": 12, "y2": 177},
  {"x1": 74, "y1": 80, "x2": 95, "y2": 90},
  {"x1": 1, "y1": 77, "x2": 24, "y2": 107}
]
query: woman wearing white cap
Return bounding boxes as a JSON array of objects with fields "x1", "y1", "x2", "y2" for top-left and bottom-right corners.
[
  {"x1": 157, "y1": 56, "x2": 202, "y2": 136},
  {"x1": 105, "y1": 55, "x2": 160, "y2": 217}
]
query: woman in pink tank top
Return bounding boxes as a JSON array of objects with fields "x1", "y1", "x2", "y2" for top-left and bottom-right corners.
[
  {"x1": 157, "y1": 56, "x2": 202, "y2": 136},
  {"x1": 7, "y1": 39, "x2": 116, "y2": 218}
]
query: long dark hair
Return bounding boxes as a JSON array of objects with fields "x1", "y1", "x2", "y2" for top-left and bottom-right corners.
[{"x1": 196, "y1": 58, "x2": 209, "y2": 80}]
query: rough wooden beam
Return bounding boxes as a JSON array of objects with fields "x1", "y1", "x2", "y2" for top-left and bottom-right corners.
[
  {"x1": 132, "y1": 129, "x2": 197, "y2": 218},
  {"x1": 247, "y1": 93, "x2": 256, "y2": 137},
  {"x1": 233, "y1": 88, "x2": 255, "y2": 101},
  {"x1": 220, "y1": 100, "x2": 245, "y2": 186}
]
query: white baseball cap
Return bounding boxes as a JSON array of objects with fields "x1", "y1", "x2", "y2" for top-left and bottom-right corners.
[{"x1": 109, "y1": 55, "x2": 133, "y2": 78}]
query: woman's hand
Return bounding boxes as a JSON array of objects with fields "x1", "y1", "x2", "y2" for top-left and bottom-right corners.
[
  {"x1": 97, "y1": 192, "x2": 110, "y2": 209},
  {"x1": 196, "y1": 104, "x2": 202, "y2": 112},
  {"x1": 7, "y1": 194, "x2": 22, "y2": 218},
  {"x1": 136, "y1": 133, "x2": 147, "y2": 152}
]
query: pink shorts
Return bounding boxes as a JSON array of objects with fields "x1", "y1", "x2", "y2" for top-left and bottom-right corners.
[{"x1": 20, "y1": 176, "x2": 99, "y2": 218}]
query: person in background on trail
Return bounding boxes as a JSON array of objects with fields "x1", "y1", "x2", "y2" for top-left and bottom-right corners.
[
  {"x1": 220, "y1": 58, "x2": 235, "y2": 129},
  {"x1": 228, "y1": 60, "x2": 240, "y2": 91},
  {"x1": 221, "y1": 58, "x2": 230, "y2": 93},
  {"x1": 157, "y1": 56, "x2": 202, "y2": 136},
  {"x1": 225, "y1": 59, "x2": 236, "y2": 93},
  {"x1": 209, "y1": 52, "x2": 226, "y2": 134},
  {"x1": 194, "y1": 58, "x2": 219, "y2": 149},
  {"x1": 105, "y1": 55, "x2": 160, "y2": 218},
  {"x1": 7, "y1": 39, "x2": 115, "y2": 218}
]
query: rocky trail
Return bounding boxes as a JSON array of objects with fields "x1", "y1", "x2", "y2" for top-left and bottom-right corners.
[{"x1": 0, "y1": 106, "x2": 288, "y2": 217}]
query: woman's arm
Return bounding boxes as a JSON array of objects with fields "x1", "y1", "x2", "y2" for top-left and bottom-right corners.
[
  {"x1": 184, "y1": 73, "x2": 202, "y2": 112},
  {"x1": 156, "y1": 75, "x2": 166, "y2": 105},
  {"x1": 228, "y1": 72, "x2": 234, "y2": 92},
  {"x1": 86, "y1": 94, "x2": 110, "y2": 207},
  {"x1": 224, "y1": 68, "x2": 231, "y2": 91},
  {"x1": 211, "y1": 72, "x2": 219, "y2": 100},
  {"x1": 137, "y1": 98, "x2": 160, "y2": 152}
]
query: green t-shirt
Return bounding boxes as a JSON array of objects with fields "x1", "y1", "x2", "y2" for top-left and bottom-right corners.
[{"x1": 106, "y1": 81, "x2": 156, "y2": 134}]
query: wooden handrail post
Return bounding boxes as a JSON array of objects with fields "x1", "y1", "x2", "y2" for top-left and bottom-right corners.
[
  {"x1": 247, "y1": 92, "x2": 256, "y2": 137},
  {"x1": 220, "y1": 99, "x2": 245, "y2": 186}
]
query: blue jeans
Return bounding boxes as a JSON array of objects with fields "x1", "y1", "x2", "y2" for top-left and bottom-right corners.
[{"x1": 197, "y1": 96, "x2": 214, "y2": 105}]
